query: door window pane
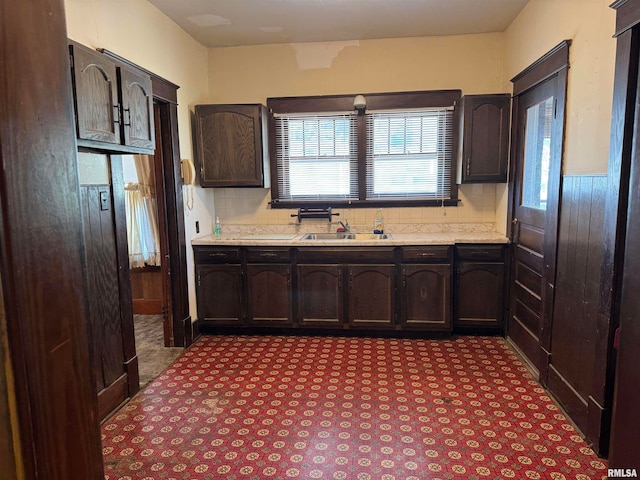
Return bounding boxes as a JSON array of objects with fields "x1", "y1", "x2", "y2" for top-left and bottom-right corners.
[{"x1": 522, "y1": 97, "x2": 553, "y2": 210}]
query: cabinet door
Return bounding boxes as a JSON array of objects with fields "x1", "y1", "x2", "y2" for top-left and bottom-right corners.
[
  {"x1": 195, "y1": 104, "x2": 267, "y2": 187},
  {"x1": 401, "y1": 264, "x2": 451, "y2": 330},
  {"x1": 455, "y1": 262, "x2": 504, "y2": 329},
  {"x1": 120, "y1": 66, "x2": 154, "y2": 150},
  {"x1": 298, "y1": 265, "x2": 344, "y2": 326},
  {"x1": 247, "y1": 264, "x2": 292, "y2": 325},
  {"x1": 459, "y1": 94, "x2": 510, "y2": 183},
  {"x1": 70, "y1": 44, "x2": 120, "y2": 144},
  {"x1": 196, "y1": 265, "x2": 243, "y2": 324},
  {"x1": 348, "y1": 265, "x2": 395, "y2": 327}
]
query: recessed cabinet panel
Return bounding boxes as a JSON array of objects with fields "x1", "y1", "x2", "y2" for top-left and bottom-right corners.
[
  {"x1": 196, "y1": 265, "x2": 243, "y2": 324},
  {"x1": 194, "y1": 104, "x2": 270, "y2": 187},
  {"x1": 70, "y1": 43, "x2": 120, "y2": 144},
  {"x1": 455, "y1": 262, "x2": 504, "y2": 329},
  {"x1": 401, "y1": 264, "x2": 451, "y2": 330},
  {"x1": 297, "y1": 265, "x2": 343, "y2": 326},
  {"x1": 458, "y1": 94, "x2": 510, "y2": 183},
  {"x1": 120, "y1": 66, "x2": 154, "y2": 150},
  {"x1": 348, "y1": 265, "x2": 395, "y2": 327},
  {"x1": 246, "y1": 264, "x2": 292, "y2": 324}
]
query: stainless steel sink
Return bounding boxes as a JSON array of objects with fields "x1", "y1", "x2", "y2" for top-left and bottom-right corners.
[{"x1": 300, "y1": 232, "x2": 392, "y2": 241}]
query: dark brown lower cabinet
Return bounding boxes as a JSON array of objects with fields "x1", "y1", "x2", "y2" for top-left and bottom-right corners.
[
  {"x1": 297, "y1": 265, "x2": 344, "y2": 326},
  {"x1": 246, "y1": 264, "x2": 292, "y2": 325},
  {"x1": 194, "y1": 244, "x2": 505, "y2": 336},
  {"x1": 196, "y1": 265, "x2": 243, "y2": 324},
  {"x1": 454, "y1": 245, "x2": 506, "y2": 331},
  {"x1": 348, "y1": 265, "x2": 395, "y2": 327},
  {"x1": 401, "y1": 264, "x2": 451, "y2": 330}
]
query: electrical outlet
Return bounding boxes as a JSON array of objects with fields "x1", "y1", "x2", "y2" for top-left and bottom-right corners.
[{"x1": 195, "y1": 221, "x2": 200, "y2": 234}]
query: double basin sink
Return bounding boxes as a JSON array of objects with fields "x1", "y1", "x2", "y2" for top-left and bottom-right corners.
[{"x1": 301, "y1": 232, "x2": 392, "y2": 241}]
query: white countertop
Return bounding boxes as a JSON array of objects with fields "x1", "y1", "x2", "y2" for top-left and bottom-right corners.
[{"x1": 192, "y1": 231, "x2": 509, "y2": 247}]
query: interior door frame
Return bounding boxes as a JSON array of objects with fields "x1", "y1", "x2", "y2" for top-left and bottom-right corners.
[
  {"x1": 507, "y1": 40, "x2": 571, "y2": 381},
  {"x1": 100, "y1": 49, "x2": 193, "y2": 348}
]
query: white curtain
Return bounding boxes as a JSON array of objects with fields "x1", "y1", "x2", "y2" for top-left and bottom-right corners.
[{"x1": 125, "y1": 155, "x2": 161, "y2": 268}]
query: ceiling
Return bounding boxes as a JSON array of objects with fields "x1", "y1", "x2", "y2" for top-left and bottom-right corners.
[{"x1": 147, "y1": 0, "x2": 530, "y2": 48}]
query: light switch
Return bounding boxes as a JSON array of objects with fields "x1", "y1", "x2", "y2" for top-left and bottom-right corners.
[{"x1": 99, "y1": 191, "x2": 110, "y2": 211}]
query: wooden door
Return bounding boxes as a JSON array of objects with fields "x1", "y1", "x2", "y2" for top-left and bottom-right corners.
[
  {"x1": 509, "y1": 56, "x2": 567, "y2": 376},
  {"x1": 196, "y1": 265, "x2": 243, "y2": 324},
  {"x1": 348, "y1": 265, "x2": 395, "y2": 327},
  {"x1": 70, "y1": 42, "x2": 120, "y2": 144},
  {"x1": 297, "y1": 265, "x2": 344, "y2": 326},
  {"x1": 120, "y1": 66, "x2": 154, "y2": 150},
  {"x1": 247, "y1": 264, "x2": 292, "y2": 325},
  {"x1": 401, "y1": 264, "x2": 451, "y2": 330}
]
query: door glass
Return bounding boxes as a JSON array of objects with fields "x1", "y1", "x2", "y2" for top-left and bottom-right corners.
[{"x1": 521, "y1": 97, "x2": 553, "y2": 210}]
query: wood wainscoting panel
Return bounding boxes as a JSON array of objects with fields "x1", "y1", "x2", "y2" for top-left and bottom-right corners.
[{"x1": 548, "y1": 175, "x2": 607, "y2": 449}]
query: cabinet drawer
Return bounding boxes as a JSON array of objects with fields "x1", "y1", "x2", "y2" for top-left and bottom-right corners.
[
  {"x1": 298, "y1": 247, "x2": 396, "y2": 264},
  {"x1": 194, "y1": 247, "x2": 241, "y2": 264},
  {"x1": 401, "y1": 246, "x2": 451, "y2": 263},
  {"x1": 456, "y1": 245, "x2": 505, "y2": 262},
  {"x1": 246, "y1": 248, "x2": 291, "y2": 263}
]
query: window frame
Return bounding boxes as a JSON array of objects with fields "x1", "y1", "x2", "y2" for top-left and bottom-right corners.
[{"x1": 267, "y1": 90, "x2": 461, "y2": 208}]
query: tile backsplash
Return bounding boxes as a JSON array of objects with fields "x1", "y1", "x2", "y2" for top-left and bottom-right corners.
[{"x1": 213, "y1": 183, "x2": 497, "y2": 228}]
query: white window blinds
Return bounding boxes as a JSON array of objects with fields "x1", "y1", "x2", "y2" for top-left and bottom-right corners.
[
  {"x1": 365, "y1": 107, "x2": 454, "y2": 200},
  {"x1": 274, "y1": 112, "x2": 358, "y2": 201}
]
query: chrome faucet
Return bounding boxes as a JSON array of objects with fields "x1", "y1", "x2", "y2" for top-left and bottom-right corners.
[{"x1": 337, "y1": 219, "x2": 350, "y2": 232}]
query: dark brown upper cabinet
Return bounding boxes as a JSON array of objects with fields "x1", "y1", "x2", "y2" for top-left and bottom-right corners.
[
  {"x1": 194, "y1": 104, "x2": 270, "y2": 187},
  {"x1": 69, "y1": 41, "x2": 154, "y2": 154},
  {"x1": 457, "y1": 94, "x2": 510, "y2": 183}
]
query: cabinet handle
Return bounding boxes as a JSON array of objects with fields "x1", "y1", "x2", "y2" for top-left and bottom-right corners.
[
  {"x1": 338, "y1": 271, "x2": 342, "y2": 288},
  {"x1": 123, "y1": 107, "x2": 131, "y2": 127},
  {"x1": 349, "y1": 271, "x2": 353, "y2": 289},
  {"x1": 466, "y1": 158, "x2": 471, "y2": 176},
  {"x1": 473, "y1": 251, "x2": 490, "y2": 256},
  {"x1": 418, "y1": 252, "x2": 436, "y2": 257},
  {"x1": 259, "y1": 253, "x2": 278, "y2": 258},
  {"x1": 402, "y1": 268, "x2": 406, "y2": 288},
  {"x1": 209, "y1": 253, "x2": 227, "y2": 258},
  {"x1": 113, "y1": 104, "x2": 121, "y2": 124}
]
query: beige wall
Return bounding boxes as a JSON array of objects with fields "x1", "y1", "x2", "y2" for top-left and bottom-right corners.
[
  {"x1": 497, "y1": 0, "x2": 617, "y2": 233},
  {"x1": 505, "y1": 0, "x2": 615, "y2": 174},
  {"x1": 64, "y1": 0, "x2": 211, "y2": 320},
  {"x1": 208, "y1": 34, "x2": 508, "y2": 229}
]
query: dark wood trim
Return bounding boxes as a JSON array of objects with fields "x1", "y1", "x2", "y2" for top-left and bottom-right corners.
[
  {"x1": 270, "y1": 199, "x2": 461, "y2": 209},
  {"x1": 267, "y1": 90, "x2": 461, "y2": 114},
  {"x1": 124, "y1": 355, "x2": 139, "y2": 398},
  {"x1": 1, "y1": 1, "x2": 105, "y2": 477},
  {"x1": 110, "y1": 157, "x2": 137, "y2": 377},
  {"x1": 97, "y1": 373, "x2": 128, "y2": 421},
  {"x1": 511, "y1": 40, "x2": 572, "y2": 96},
  {"x1": 158, "y1": 102, "x2": 191, "y2": 347},
  {"x1": 539, "y1": 67, "x2": 569, "y2": 369},
  {"x1": 596, "y1": 30, "x2": 639, "y2": 454},
  {"x1": 98, "y1": 48, "x2": 179, "y2": 104},
  {"x1": 611, "y1": 0, "x2": 640, "y2": 36}
]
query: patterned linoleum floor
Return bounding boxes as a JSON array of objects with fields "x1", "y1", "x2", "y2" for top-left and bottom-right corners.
[
  {"x1": 134, "y1": 314, "x2": 183, "y2": 388},
  {"x1": 102, "y1": 335, "x2": 608, "y2": 479}
]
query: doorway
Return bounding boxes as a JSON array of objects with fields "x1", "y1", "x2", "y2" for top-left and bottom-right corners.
[{"x1": 508, "y1": 41, "x2": 570, "y2": 377}]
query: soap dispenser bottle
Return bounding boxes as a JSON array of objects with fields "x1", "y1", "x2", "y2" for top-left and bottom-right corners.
[
  {"x1": 213, "y1": 216, "x2": 222, "y2": 237},
  {"x1": 373, "y1": 208, "x2": 384, "y2": 234}
]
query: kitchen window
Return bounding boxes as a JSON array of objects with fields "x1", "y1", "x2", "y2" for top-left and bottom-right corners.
[{"x1": 268, "y1": 90, "x2": 460, "y2": 208}]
